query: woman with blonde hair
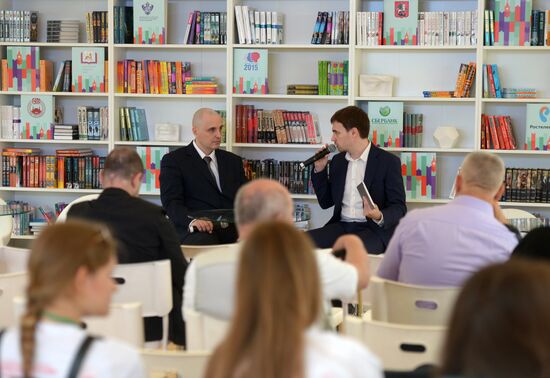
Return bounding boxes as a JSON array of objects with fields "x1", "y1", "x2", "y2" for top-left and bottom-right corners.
[
  {"x1": 205, "y1": 221, "x2": 381, "y2": 378},
  {"x1": 0, "y1": 221, "x2": 145, "y2": 378}
]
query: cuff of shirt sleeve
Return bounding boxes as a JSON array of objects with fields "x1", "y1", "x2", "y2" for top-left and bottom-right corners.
[
  {"x1": 188, "y1": 220, "x2": 196, "y2": 233},
  {"x1": 373, "y1": 213, "x2": 384, "y2": 227}
]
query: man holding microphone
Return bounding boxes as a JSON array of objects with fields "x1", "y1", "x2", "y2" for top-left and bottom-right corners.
[{"x1": 307, "y1": 105, "x2": 407, "y2": 254}]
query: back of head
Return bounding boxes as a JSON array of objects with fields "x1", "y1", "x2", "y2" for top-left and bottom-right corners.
[
  {"x1": 21, "y1": 221, "x2": 117, "y2": 378},
  {"x1": 234, "y1": 179, "x2": 293, "y2": 227},
  {"x1": 460, "y1": 152, "x2": 505, "y2": 196},
  {"x1": 103, "y1": 146, "x2": 143, "y2": 182},
  {"x1": 512, "y1": 226, "x2": 550, "y2": 261},
  {"x1": 440, "y1": 260, "x2": 550, "y2": 378},
  {"x1": 330, "y1": 105, "x2": 370, "y2": 138},
  {"x1": 206, "y1": 221, "x2": 321, "y2": 378}
]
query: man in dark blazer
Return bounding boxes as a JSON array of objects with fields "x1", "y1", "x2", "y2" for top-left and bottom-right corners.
[
  {"x1": 67, "y1": 147, "x2": 188, "y2": 347},
  {"x1": 160, "y1": 108, "x2": 247, "y2": 245},
  {"x1": 308, "y1": 105, "x2": 407, "y2": 254}
]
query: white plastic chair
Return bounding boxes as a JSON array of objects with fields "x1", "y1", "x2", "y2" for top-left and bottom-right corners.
[
  {"x1": 181, "y1": 243, "x2": 236, "y2": 261},
  {"x1": 111, "y1": 260, "x2": 172, "y2": 349},
  {"x1": 501, "y1": 208, "x2": 536, "y2": 220},
  {"x1": 344, "y1": 315, "x2": 446, "y2": 371},
  {"x1": 84, "y1": 302, "x2": 144, "y2": 348},
  {"x1": 0, "y1": 198, "x2": 13, "y2": 246},
  {"x1": 56, "y1": 194, "x2": 100, "y2": 223},
  {"x1": 370, "y1": 276, "x2": 459, "y2": 326},
  {"x1": 0, "y1": 246, "x2": 30, "y2": 274},
  {"x1": 0, "y1": 272, "x2": 27, "y2": 327},
  {"x1": 185, "y1": 308, "x2": 229, "y2": 351},
  {"x1": 141, "y1": 349, "x2": 210, "y2": 378}
]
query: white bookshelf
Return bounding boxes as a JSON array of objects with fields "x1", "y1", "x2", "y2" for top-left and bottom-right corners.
[{"x1": 0, "y1": 0, "x2": 549, "y2": 241}]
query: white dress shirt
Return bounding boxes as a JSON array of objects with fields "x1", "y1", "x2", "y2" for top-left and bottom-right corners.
[
  {"x1": 341, "y1": 142, "x2": 371, "y2": 222},
  {"x1": 193, "y1": 140, "x2": 221, "y2": 191}
]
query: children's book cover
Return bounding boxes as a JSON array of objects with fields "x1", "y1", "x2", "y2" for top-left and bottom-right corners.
[
  {"x1": 383, "y1": 0, "x2": 418, "y2": 45},
  {"x1": 368, "y1": 102, "x2": 404, "y2": 147},
  {"x1": 71, "y1": 47, "x2": 105, "y2": 93},
  {"x1": 525, "y1": 103, "x2": 550, "y2": 150},
  {"x1": 401, "y1": 152, "x2": 437, "y2": 200},
  {"x1": 137, "y1": 146, "x2": 169, "y2": 193},
  {"x1": 20, "y1": 94, "x2": 54, "y2": 139},
  {"x1": 233, "y1": 49, "x2": 268, "y2": 94},
  {"x1": 5, "y1": 46, "x2": 40, "y2": 91},
  {"x1": 134, "y1": 0, "x2": 167, "y2": 44},
  {"x1": 493, "y1": 0, "x2": 532, "y2": 46}
]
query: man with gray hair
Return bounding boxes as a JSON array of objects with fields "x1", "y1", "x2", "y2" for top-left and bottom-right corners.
[
  {"x1": 183, "y1": 179, "x2": 370, "y2": 321},
  {"x1": 378, "y1": 151, "x2": 519, "y2": 287}
]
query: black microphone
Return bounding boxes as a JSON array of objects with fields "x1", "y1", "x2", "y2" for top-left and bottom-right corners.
[{"x1": 299, "y1": 144, "x2": 337, "y2": 169}]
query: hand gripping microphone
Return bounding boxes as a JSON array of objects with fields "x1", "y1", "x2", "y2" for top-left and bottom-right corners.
[{"x1": 299, "y1": 144, "x2": 337, "y2": 170}]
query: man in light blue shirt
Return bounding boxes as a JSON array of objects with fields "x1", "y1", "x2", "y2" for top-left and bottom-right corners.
[{"x1": 378, "y1": 151, "x2": 519, "y2": 287}]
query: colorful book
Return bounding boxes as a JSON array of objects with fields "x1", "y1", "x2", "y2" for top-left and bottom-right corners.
[
  {"x1": 20, "y1": 94, "x2": 54, "y2": 139},
  {"x1": 493, "y1": 0, "x2": 532, "y2": 46},
  {"x1": 71, "y1": 47, "x2": 105, "y2": 93},
  {"x1": 383, "y1": 0, "x2": 418, "y2": 45},
  {"x1": 136, "y1": 146, "x2": 169, "y2": 193},
  {"x1": 368, "y1": 102, "x2": 404, "y2": 147},
  {"x1": 133, "y1": 0, "x2": 167, "y2": 44},
  {"x1": 5, "y1": 46, "x2": 40, "y2": 91},
  {"x1": 401, "y1": 152, "x2": 437, "y2": 200},
  {"x1": 233, "y1": 48, "x2": 268, "y2": 94},
  {"x1": 525, "y1": 103, "x2": 550, "y2": 150}
]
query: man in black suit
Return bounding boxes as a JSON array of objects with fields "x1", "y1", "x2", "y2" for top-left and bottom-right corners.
[
  {"x1": 160, "y1": 108, "x2": 247, "y2": 245},
  {"x1": 308, "y1": 105, "x2": 407, "y2": 254},
  {"x1": 67, "y1": 147, "x2": 188, "y2": 347}
]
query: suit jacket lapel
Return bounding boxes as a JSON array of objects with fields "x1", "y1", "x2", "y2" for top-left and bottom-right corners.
[
  {"x1": 364, "y1": 144, "x2": 381, "y2": 189},
  {"x1": 186, "y1": 143, "x2": 219, "y2": 192},
  {"x1": 334, "y1": 156, "x2": 348, "y2": 209}
]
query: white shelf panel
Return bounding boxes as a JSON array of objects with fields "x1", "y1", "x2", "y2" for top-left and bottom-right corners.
[
  {"x1": 139, "y1": 192, "x2": 160, "y2": 196},
  {"x1": 481, "y1": 98, "x2": 550, "y2": 103},
  {"x1": 407, "y1": 199, "x2": 451, "y2": 204},
  {"x1": 291, "y1": 194, "x2": 317, "y2": 200},
  {"x1": 0, "y1": 139, "x2": 108, "y2": 145},
  {"x1": 356, "y1": 45, "x2": 476, "y2": 51},
  {"x1": 114, "y1": 44, "x2": 226, "y2": 50},
  {"x1": 0, "y1": 91, "x2": 107, "y2": 97},
  {"x1": 355, "y1": 96, "x2": 475, "y2": 102},
  {"x1": 114, "y1": 93, "x2": 226, "y2": 99},
  {"x1": 483, "y1": 46, "x2": 550, "y2": 51},
  {"x1": 115, "y1": 141, "x2": 226, "y2": 148},
  {"x1": 11, "y1": 235, "x2": 35, "y2": 240},
  {"x1": 0, "y1": 187, "x2": 102, "y2": 194},
  {"x1": 0, "y1": 42, "x2": 108, "y2": 47},
  {"x1": 233, "y1": 94, "x2": 347, "y2": 100},
  {"x1": 385, "y1": 147, "x2": 474, "y2": 153},
  {"x1": 500, "y1": 202, "x2": 550, "y2": 208},
  {"x1": 485, "y1": 149, "x2": 550, "y2": 155},
  {"x1": 233, "y1": 44, "x2": 349, "y2": 50},
  {"x1": 233, "y1": 143, "x2": 324, "y2": 149}
]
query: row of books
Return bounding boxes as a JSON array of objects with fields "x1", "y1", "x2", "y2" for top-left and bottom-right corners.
[
  {"x1": 311, "y1": 11, "x2": 350, "y2": 45},
  {"x1": 184, "y1": 11, "x2": 227, "y2": 45},
  {"x1": 113, "y1": 6, "x2": 133, "y2": 44},
  {"x1": 0, "y1": 10, "x2": 37, "y2": 42},
  {"x1": 77, "y1": 106, "x2": 108, "y2": 141},
  {"x1": 119, "y1": 107, "x2": 150, "y2": 142},
  {"x1": 85, "y1": 11, "x2": 108, "y2": 44},
  {"x1": 417, "y1": 11, "x2": 477, "y2": 46},
  {"x1": 318, "y1": 60, "x2": 349, "y2": 96},
  {"x1": 287, "y1": 84, "x2": 318, "y2": 95},
  {"x1": 235, "y1": 6, "x2": 283, "y2": 45},
  {"x1": 1, "y1": 148, "x2": 105, "y2": 189},
  {"x1": 235, "y1": 105, "x2": 321, "y2": 145},
  {"x1": 5, "y1": 201, "x2": 33, "y2": 235},
  {"x1": 356, "y1": 12, "x2": 383, "y2": 46},
  {"x1": 242, "y1": 159, "x2": 314, "y2": 195},
  {"x1": 529, "y1": 10, "x2": 549, "y2": 46},
  {"x1": 482, "y1": 64, "x2": 503, "y2": 98},
  {"x1": 52, "y1": 58, "x2": 107, "y2": 93},
  {"x1": 453, "y1": 63, "x2": 477, "y2": 98},
  {"x1": 480, "y1": 115, "x2": 518, "y2": 150},
  {"x1": 294, "y1": 203, "x2": 312, "y2": 230},
  {"x1": 502, "y1": 88, "x2": 537, "y2": 99},
  {"x1": 47, "y1": 20, "x2": 79, "y2": 43},
  {"x1": 503, "y1": 167, "x2": 550, "y2": 203}
]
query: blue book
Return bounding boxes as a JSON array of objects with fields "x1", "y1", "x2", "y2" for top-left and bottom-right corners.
[
  {"x1": 491, "y1": 64, "x2": 502, "y2": 98},
  {"x1": 129, "y1": 108, "x2": 139, "y2": 141},
  {"x1": 135, "y1": 108, "x2": 150, "y2": 141}
]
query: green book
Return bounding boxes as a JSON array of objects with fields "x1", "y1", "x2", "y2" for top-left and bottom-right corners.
[
  {"x1": 133, "y1": 0, "x2": 167, "y2": 44},
  {"x1": 233, "y1": 49, "x2": 268, "y2": 94},
  {"x1": 368, "y1": 102, "x2": 404, "y2": 147},
  {"x1": 71, "y1": 47, "x2": 105, "y2": 93},
  {"x1": 383, "y1": 0, "x2": 419, "y2": 45},
  {"x1": 525, "y1": 103, "x2": 550, "y2": 150}
]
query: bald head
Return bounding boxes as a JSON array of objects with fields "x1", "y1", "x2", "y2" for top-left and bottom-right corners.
[
  {"x1": 192, "y1": 108, "x2": 223, "y2": 155},
  {"x1": 235, "y1": 179, "x2": 293, "y2": 233},
  {"x1": 460, "y1": 152, "x2": 505, "y2": 196},
  {"x1": 192, "y1": 108, "x2": 222, "y2": 129}
]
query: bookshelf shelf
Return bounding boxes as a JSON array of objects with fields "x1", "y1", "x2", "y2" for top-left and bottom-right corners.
[
  {"x1": 290, "y1": 194, "x2": 317, "y2": 200},
  {"x1": 115, "y1": 141, "x2": 228, "y2": 148},
  {"x1": 485, "y1": 149, "x2": 550, "y2": 155},
  {"x1": 385, "y1": 147, "x2": 475, "y2": 153},
  {"x1": 481, "y1": 98, "x2": 550, "y2": 103},
  {"x1": 114, "y1": 93, "x2": 227, "y2": 99},
  {"x1": 483, "y1": 46, "x2": 550, "y2": 51},
  {"x1": 11, "y1": 235, "x2": 36, "y2": 240},
  {"x1": 0, "y1": 42, "x2": 108, "y2": 47},
  {"x1": 407, "y1": 199, "x2": 450, "y2": 204},
  {"x1": 233, "y1": 44, "x2": 349, "y2": 50},
  {"x1": 233, "y1": 143, "x2": 324, "y2": 149},
  {"x1": 355, "y1": 97, "x2": 476, "y2": 103},
  {"x1": 0, "y1": 91, "x2": 108, "y2": 97},
  {"x1": 233, "y1": 94, "x2": 347, "y2": 101},
  {"x1": 114, "y1": 44, "x2": 226, "y2": 50},
  {"x1": 500, "y1": 202, "x2": 550, "y2": 208},
  {"x1": 0, "y1": 188, "x2": 102, "y2": 194},
  {"x1": 0, "y1": 139, "x2": 109, "y2": 145},
  {"x1": 356, "y1": 45, "x2": 476, "y2": 51}
]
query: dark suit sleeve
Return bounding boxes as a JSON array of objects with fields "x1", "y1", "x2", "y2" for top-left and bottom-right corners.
[
  {"x1": 160, "y1": 153, "x2": 193, "y2": 232},
  {"x1": 236, "y1": 158, "x2": 247, "y2": 186},
  {"x1": 380, "y1": 154, "x2": 407, "y2": 229},
  {"x1": 312, "y1": 166, "x2": 335, "y2": 209}
]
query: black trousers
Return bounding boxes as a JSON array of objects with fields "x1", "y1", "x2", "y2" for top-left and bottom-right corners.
[
  {"x1": 308, "y1": 221, "x2": 386, "y2": 254},
  {"x1": 181, "y1": 223, "x2": 239, "y2": 245}
]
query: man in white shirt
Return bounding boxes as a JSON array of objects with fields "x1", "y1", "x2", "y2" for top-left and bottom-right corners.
[
  {"x1": 308, "y1": 105, "x2": 407, "y2": 253},
  {"x1": 183, "y1": 178, "x2": 370, "y2": 320}
]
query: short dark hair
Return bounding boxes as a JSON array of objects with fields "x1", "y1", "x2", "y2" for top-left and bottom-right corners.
[
  {"x1": 330, "y1": 106, "x2": 370, "y2": 138},
  {"x1": 512, "y1": 226, "x2": 550, "y2": 261},
  {"x1": 103, "y1": 147, "x2": 144, "y2": 181}
]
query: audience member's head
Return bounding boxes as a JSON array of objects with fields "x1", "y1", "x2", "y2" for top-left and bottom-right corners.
[
  {"x1": 206, "y1": 221, "x2": 321, "y2": 378},
  {"x1": 511, "y1": 226, "x2": 550, "y2": 261},
  {"x1": 440, "y1": 260, "x2": 550, "y2": 378},
  {"x1": 234, "y1": 178, "x2": 293, "y2": 239},
  {"x1": 100, "y1": 147, "x2": 144, "y2": 196},
  {"x1": 21, "y1": 221, "x2": 117, "y2": 377},
  {"x1": 456, "y1": 152, "x2": 505, "y2": 200},
  {"x1": 192, "y1": 107, "x2": 223, "y2": 154}
]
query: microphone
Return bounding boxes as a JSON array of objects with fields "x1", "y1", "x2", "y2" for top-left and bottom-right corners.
[{"x1": 299, "y1": 144, "x2": 337, "y2": 169}]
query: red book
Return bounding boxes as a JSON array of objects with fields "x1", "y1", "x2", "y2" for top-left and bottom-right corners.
[
  {"x1": 488, "y1": 116, "x2": 500, "y2": 149},
  {"x1": 497, "y1": 116, "x2": 512, "y2": 149}
]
